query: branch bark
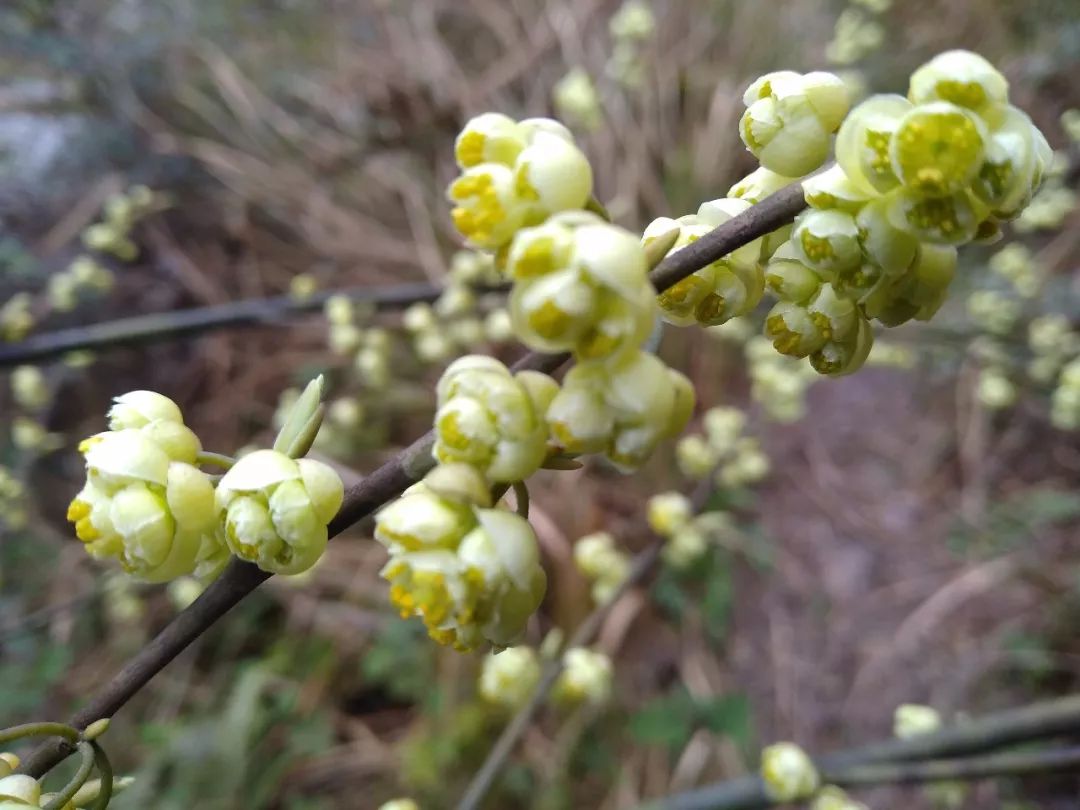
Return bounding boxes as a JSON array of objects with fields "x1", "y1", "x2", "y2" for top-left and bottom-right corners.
[
  {"x1": 19, "y1": 181, "x2": 808, "y2": 780},
  {"x1": 650, "y1": 694, "x2": 1080, "y2": 809},
  {"x1": 0, "y1": 281, "x2": 466, "y2": 368}
]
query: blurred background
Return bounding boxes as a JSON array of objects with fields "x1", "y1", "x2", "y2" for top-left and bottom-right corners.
[{"x1": 2, "y1": 0, "x2": 1080, "y2": 807}]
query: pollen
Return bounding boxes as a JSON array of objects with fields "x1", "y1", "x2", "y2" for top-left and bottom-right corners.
[
  {"x1": 455, "y1": 131, "x2": 487, "y2": 168},
  {"x1": 512, "y1": 236, "x2": 557, "y2": 278}
]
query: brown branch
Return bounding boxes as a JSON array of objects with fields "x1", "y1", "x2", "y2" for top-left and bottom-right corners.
[
  {"x1": 649, "y1": 694, "x2": 1080, "y2": 810},
  {"x1": 18, "y1": 180, "x2": 807, "y2": 779},
  {"x1": 0, "y1": 281, "x2": 466, "y2": 368}
]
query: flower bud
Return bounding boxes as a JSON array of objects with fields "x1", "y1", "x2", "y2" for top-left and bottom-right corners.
[
  {"x1": 647, "y1": 492, "x2": 693, "y2": 537},
  {"x1": 573, "y1": 531, "x2": 630, "y2": 602},
  {"x1": 791, "y1": 210, "x2": 862, "y2": 279},
  {"x1": 676, "y1": 434, "x2": 719, "y2": 479},
  {"x1": 479, "y1": 646, "x2": 541, "y2": 709},
  {"x1": 803, "y1": 165, "x2": 874, "y2": 213},
  {"x1": 553, "y1": 647, "x2": 613, "y2": 707},
  {"x1": 740, "y1": 71, "x2": 849, "y2": 176},
  {"x1": 836, "y1": 94, "x2": 912, "y2": 193},
  {"x1": 108, "y1": 390, "x2": 183, "y2": 430},
  {"x1": 811, "y1": 786, "x2": 869, "y2": 810},
  {"x1": 760, "y1": 742, "x2": 819, "y2": 802},
  {"x1": 11, "y1": 366, "x2": 48, "y2": 411},
  {"x1": 894, "y1": 703, "x2": 942, "y2": 738},
  {"x1": 0, "y1": 774, "x2": 40, "y2": 805},
  {"x1": 908, "y1": 50, "x2": 1008, "y2": 115},
  {"x1": 379, "y1": 800, "x2": 420, "y2": 810},
  {"x1": 433, "y1": 356, "x2": 552, "y2": 482},
  {"x1": 509, "y1": 213, "x2": 655, "y2": 359},
  {"x1": 216, "y1": 450, "x2": 343, "y2": 575}
]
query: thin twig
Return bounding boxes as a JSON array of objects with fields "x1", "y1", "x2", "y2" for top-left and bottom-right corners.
[
  {"x1": 827, "y1": 744, "x2": 1080, "y2": 786},
  {"x1": 649, "y1": 694, "x2": 1080, "y2": 810},
  {"x1": 0, "y1": 281, "x2": 470, "y2": 368},
  {"x1": 456, "y1": 476, "x2": 717, "y2": 810},
  {"x1": 19, "y1": 181, "x2": 808, "y2": 780}
]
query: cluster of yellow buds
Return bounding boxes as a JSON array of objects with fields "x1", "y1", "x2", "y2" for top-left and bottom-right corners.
[
  {"x1": 1013, "y1": 154, "x2": 1075, "y2": 233},
  {"x1": 11, "y1": 366, "x2": 48, "y2": 411},
  {"x1": 606, "y1": 0, "x2": 655, "y2": 88},
  {"x1": 553, "y1": 68, "x2": 602, "y2": 132},
  {"x1": 67, "y1": 391, "x2": 225, "y2": 582},
  {"x1": 1028, "y1": 314, "x2": 1079, "y2": 385},
  {"x1": 0, "y1": 293, "x2": 34, "y2": 342},
  {"x1": 546, "y1": 348, "x2": 694, "y2": 472},
  {"x1": 0, "y1": 765, "x2": 129, "y2": 809},
  {"x1": 216, "y1": 449, "x2": 343, "y2": 575},
  {"x1": 552, "y1": 647, "x2": 613, "y2": 707},
  {"x1": 644, "y1": 199, "x2": 765, "y2": 328},
  {"x1": 1052, "y1": 357, "x2": 1080, "y2": 431},
  {"x1": 448, "y1": 114, "x2": 593, "y2": 250},
  {"x1": 0, "y1": 467, "x2": 28, "y2": 533},
  {"x1": 967, "y1": 290, "x2": 1021, "y2": 336},
  {"x1": 675, "y1": 406, "x2": 770, "y2": 488},
  {"x1": 573, "y1": 531, "x2": 630, "y2": 602},
  {"x1": 322, "y1": 295, "x2": 392, "y2": 389},
  {"x1": 647, "y1": 491, "x2": 735, "y2": 569},
  {"x1": 989, "y1": 243, "x2": 1039, "y2": 298},
  {"x1": 478, "y1": 646, "x2": 541, "y2": 710},
  {"x1": 47, "y1": 256, "x2": 114, "y2": 313},
  {"x1": 373, "y1": 464, "x2": 546, "y2": 650},
  {"x1": 740, "y1": 335, "x2": 821, "y2": 423},
  {"x1": 433, "y1": 356, "x2": 556, "y2": 483},
  {"x1": 81, "y1": 184, "x2": 162, "y2": 261},
  {"x1": 755, "y1": 51, "x2": 1051, "y2": 377},
  {"x1": 826, "y1": 7, "x2": 885, "y2": 66},
  {"x1": 760, "y1": 742, "x2": 820, "y2": 802},
  {"x1": 69, "y1": 380, "x2": 343, "y2": 580},
  {"x1": 508, "y1": 211, "x2": 657, "y2": 360}
]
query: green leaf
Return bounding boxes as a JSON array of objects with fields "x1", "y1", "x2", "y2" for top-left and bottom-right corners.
[
  {"x1": 629, "y1": 689, "x2": 697, "y2": 751},
  {"x1": 699, "y1": 694, "x2": 753, "y2": 751}
]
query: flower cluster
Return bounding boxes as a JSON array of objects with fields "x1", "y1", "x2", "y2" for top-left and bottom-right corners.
[
  {"x1": 547, "y1": 348, "x2": 694, "y2": 472},
  {"x1": 554, "y1": 68, "x2": 602, "y2": 132},
  {"x1": 757, "y1": 51, "x2": 1050, "y2": 377},
  {"x1": 374, "y1": 464, "x2": 546, "y2": 650},
  {"x1": 644, "y1": 199, "x2": 764, "y2": 328},
  {"x1": 69, "y1": 384, "x2": 343, "y2": 581},
  {"x1": 647, "y1": 491, "x2": 735, "y2": 569},
  {"x1": 573, "y1": 531, "x2": 630, "y2": 602},
  {"x1": 606, "y1": 0, "x2": 655, "y2": 88},
  {"x1": 448, "y1": 114, "x2": 592, "y2": 250},
  {"x1": 739, "y1": 71, "x2": 851, "y2": 177},
  {"x1": 508, "y1": 211, "x2": 657, "y2": 360},
  {"x1": 47, "y1": 256, "x2": 114, "y2": 313},
  {"x1": 478, "y1": 646, "x2": 541, "y2": 710},
  {"x1": 67, "y1": 391, "x2": 224, "y2": 583},
  {"x1": 675, "y1": 406, "x2": 770, "y2": 488},
  {"x1": 433, "y1": 356, "x2": 556, "y2": 483},
  {"x1": 216, "y1": 450, "x2": 343, "y2": 575}
]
